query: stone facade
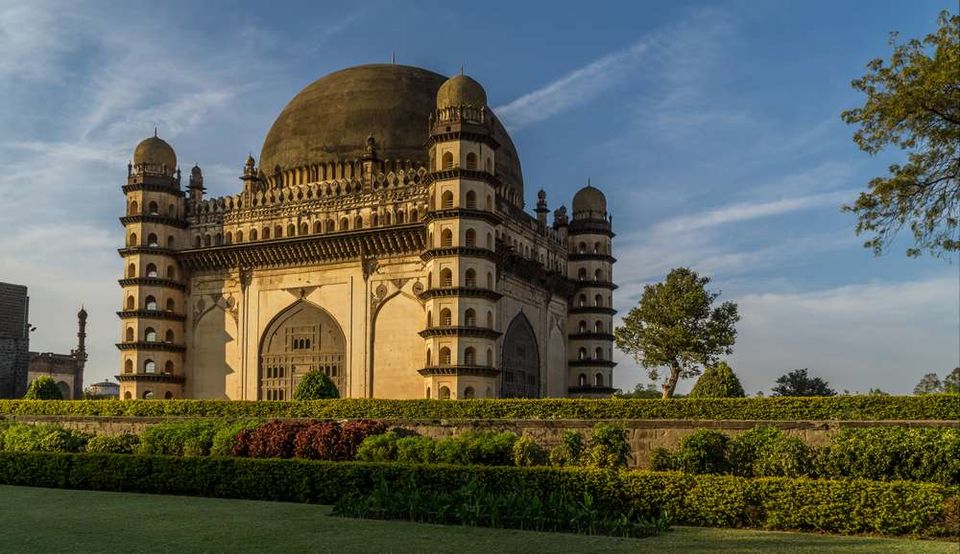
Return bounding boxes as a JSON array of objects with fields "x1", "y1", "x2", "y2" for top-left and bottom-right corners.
[
  {"x1": 26, "y1": 308, "x2": 87, "y2": 400},
  {"x1": 0, "y1": 282, "x2": 30, "y2": 398},
  {"x1": 117, "y1": 64, "x2": 617, "y2": 401}
]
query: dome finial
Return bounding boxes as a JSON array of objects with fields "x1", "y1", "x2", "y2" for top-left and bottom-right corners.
[
  {"x1": 391, "y1": 51, "x2": 396, "y2": 64},
  {"x1": 460, "y1": 64, "x2": 464, "y2": 76},
  {"x1": 154, "y1": 126, "x2": 158, "y2": 137}
]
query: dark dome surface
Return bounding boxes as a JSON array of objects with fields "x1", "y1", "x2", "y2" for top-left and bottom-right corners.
[
  {"x1": 572, "y1": 184, "x2": 607, "y2": 214},
  {"x1": 133, "y1": 135, "x2": 176, "y2": 169},
  {"x1": 259, "y1": 64, "x2": 523, "y2": 192}
]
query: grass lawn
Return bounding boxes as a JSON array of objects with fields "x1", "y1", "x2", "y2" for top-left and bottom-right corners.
[{"x1": 0, "y1": 485, "x2": 955, "y2": 553}]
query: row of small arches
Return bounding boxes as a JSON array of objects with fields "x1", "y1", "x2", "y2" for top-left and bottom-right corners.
[
  {"x1": 427, "y1": 308, "x2": 494, "y2": 328},
  {"x1": 577, "y1": 293, "x2": 611, "y2": 308},
  {"x1": 426, "y1": 346, "x2": 494, "y2": 367},
  {"x1": 127, "y1": 262, "x2": 176, "y2": 280},
  {"x1": 435, "y1": 190, "x2": 492, "y2": 211},
  {"x1": 577, "y1": 347, "x2": 611, "y2": 361},
  {"x1": 427, "y1": 268, "x2": 494, "y2": 289},
  {"x1": 426, "y1": 385, "x2": 493, "y2": 399},
  {"x1": 431, "y1": 228, "x2": 494, "y2": 249},
  {"x1": 124, "y1": 326, "x2": 176, "y2": 343},
  {"x1": 127, "y1": 232, "x2": 175, "y2": 249},
  {"x1": 577, "y1": 373, "x2": 606, "y2": 387},
  {"x1": 439, "y1": 151, "x2": 490, "y2": 173},
  {"x1": 127, "y1": 200, "x2": 176, "y2": 218},
  {"x1": 123, "y1": 390, "x2": 174, "y2": 400},
  {"x1": 123, "y1": 358, "x2": 174, "y2": 374},
  {"x1": 125, "y1": 295, "x2": 176, "y2": 312},
  {"x1": 577, "y1": 268, "x2": 609, "y2": 281},
  {"x1": 576, "y1": 320, "x2": 607, "y2": 334},
  {"x1": 575, "y1": 241, "x2": 611, "y2": 255}
]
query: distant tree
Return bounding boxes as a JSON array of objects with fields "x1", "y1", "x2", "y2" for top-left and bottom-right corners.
[
  {"x1": 293, "y1": 371, "x2": 339, "y2": 400},
  {"x1": 866, "y1": 388, "x2": 890, "y2": 396},
  {"x1": 841, "y1": 11, "x2": 960, "y2": 257},
  {"x1": 616, "y1": 383, "x2": 662, "y2": 399},
  {"x1": 944, "y1": 367, "x2": 960, "y2": 393},
  {"x1": 771, "y1": 369, "x2": 836, "y2": 397},
  {"x1": 914, "y1": 372, "x2": 944, "y2": 394},
  {"x1": 23, "y1": 376, "x2": 63, "y2": 400},
  {"x1": 614, "y1": 267, "x2": 740, "y2": 399},
  {"x1": 688, "y1": 361, "x2": 746, "y2": 398}
]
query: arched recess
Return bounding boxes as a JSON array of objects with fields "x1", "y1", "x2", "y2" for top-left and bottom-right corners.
[
  {"x1": 371, "y1": 292, "x2": 424, "y2": 398},
  {"x1": 259, "y1": 300, "x2": 346, "y2": 400},
  {"x1": 192, "y1": 304, "x2": 239, "y2": 399},
  {"x1": 546, "y1": 322, "x2": 566, "y2": 397},
  {"x1": 500, "y1": 312, "x2": 540, "y2": 398},
  {"x1": 55, "y1": 381, "x2": 71, "y2": 400}
]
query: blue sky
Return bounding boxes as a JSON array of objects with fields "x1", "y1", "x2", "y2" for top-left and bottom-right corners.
[{"x1": 0, "y1": 0, "x2": 956, "y2": 394}]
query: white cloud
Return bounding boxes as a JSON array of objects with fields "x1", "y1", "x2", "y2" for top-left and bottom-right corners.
[{"x1": 0, "y1": 1, "x2": 82, "y2": 82}]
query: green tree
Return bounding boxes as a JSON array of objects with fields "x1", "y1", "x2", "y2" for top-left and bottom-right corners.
[
  {"x1": 23, "y1": 376, "x2": 63, "y2": 400},
  {"x1": 913, "y1": 372, "x2": 944, "y2": 395},
  {"x1": 688, "y1": 361, "x2": 746, "y2": 398},
  {"x1": 614, "y1": 267, "x2": 740, "y2": 398},
  {"x1": 293, "y1": 371, "x2": 339, "y2": 400},
  {"x1": 771, "y1": 368, "x2": 836, "y2": 397},
  {"x1": 616, "y1": 383, "x2": 662, "y2": 399},
  {"x1": 841, "y1": 11, "x2": 960, "y2": 257},
  {"x1": 944, "y1": 367, "x2": 960, "y2": 393}
]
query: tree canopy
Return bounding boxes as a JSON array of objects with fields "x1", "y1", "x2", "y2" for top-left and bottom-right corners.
[
  {"x1": 771, "y1": 368, "x2": 836, "y2": 397},
  {"x1": 688, "y1": 362, "x2": 746, "y2": 398},
  {"x1": 914, "y1": 372, "x2": 944, "y2": 395},
  {"x1": 944, "y1": 367, "x2": 960, "y2": 393},
  {"x1": 23, "y1": 376, "x2": 63, "y2": 400},
  {"x1": 614, "y1": 267, "x2": 740, "y2": 398},
  {"x1": 293, "y1": 371, "x2": 339, "y2": 400},
  {"x1": 841, "y1": 11, "x2": 960, "y2": 257}
]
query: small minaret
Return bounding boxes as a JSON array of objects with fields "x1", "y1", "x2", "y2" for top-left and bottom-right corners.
[
  {"x1": 535, "y1": 189, "x2": 548, "y2": 227},
  {"x1": 76, "y1": 306, "x2": 87, "y2": 360},
  {"x1": 189, "y1": 164, "x2": 205, "y2": 202},
  {"x1": 241, "y1": 155, "x2": 259, "y2": 194}
]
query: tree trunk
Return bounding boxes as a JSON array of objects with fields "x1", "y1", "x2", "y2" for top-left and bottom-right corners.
[{"x1": 661, "y1": 364, "x2": 681, "y2": 399}]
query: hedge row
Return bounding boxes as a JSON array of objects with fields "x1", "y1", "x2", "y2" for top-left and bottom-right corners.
[
  {"x1": 0, "y1": 452, "x2": 956, "y2": 536},
  {"x1": 1, "y1": 395, "x2": 957, "y2": 420}
]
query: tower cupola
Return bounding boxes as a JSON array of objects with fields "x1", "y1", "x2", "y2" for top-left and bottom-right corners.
[
  {"x1": 436, "y1": 74, "x2": 487, "y2": 109},
  {"x1": 133, "y1": 131, "x2": 177, "y2": 175}
]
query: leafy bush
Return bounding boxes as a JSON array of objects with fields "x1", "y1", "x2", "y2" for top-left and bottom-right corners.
[
  {"x1": 138, "y1": 421, "x2": 219, "y2": 457},
  {"x1": 586, "y1": 424, "x2": 630, "y2": 468},
  {"x1": 512, "y1": 436, "x2": 547, "y2": 467},
  {"x1": 821, "y1": 426, "x2": 960, "y2": 486},
  {"x1": 688, "y1": 362, "x2": 745, "y2": 398},
  {"x1": 244, "y1": 420, "x2": 306, "y2": 459},
  {"x1": 435, "y1": 431, "x2": 517, "y2": 466},
  {"x1": 675, "y1": 430, "x2": 729, "y2": 474},
  {"x1": 395, "y1": 436, "x2": 437, "y2": 464},
  {"x1": 210, "y1": 419, "x2": 260, "y2": 457},
  {"x1": 85, "y1": 433, "x2": 140, "y2": 454},
  {"x1": 2, "y1": 424, "x2": 88, "y2": 453},
  {"x1": 355, "y1": 431, "x2": 400, "y2": 462},
  {"x1": 338, "y1": 420, "x2": 388, "y2": 460},
  {"x1": 23, "y1": 377, "x2": 63, "y2": 400},
  {"x1": 649, "y1": 447, "x2": 677, "y2": 471},
  {"x1": 2, "y1": 395, "x2": 956, "y2": 421},
  {"x1": 725, "y1": 426, "x2": 783, "y2": 477},
  {"x1": 548, "y1": 431, "x2": 585, "y2": 466},
  {"x1": 0, "y1": 452, "x2": 955, "y2": 537},
  {"x1": 293, "y1": 421, "x2": 341, "y2": 460},
  {"x1": 235, "y1": 419, "x2": 387, "y2": 461},
  {"x1": 293, "y1": 371, "x2": 339, "y2": 400},
  {"x1": 753, "y1": 435, "x2": 816, "y2": 478}
]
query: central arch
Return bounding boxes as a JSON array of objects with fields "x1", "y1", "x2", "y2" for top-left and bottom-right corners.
[
  {"x1": 500, "y1": 312, "x2": 540, "y2": 398},
  {"x1": 259, "y1": 300, "x2": 346, "y2": 400}
]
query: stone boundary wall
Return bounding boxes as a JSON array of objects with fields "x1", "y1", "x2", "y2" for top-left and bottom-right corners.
[{"x1": 5, "y1": 415, "x2": 957, "y2": 468}]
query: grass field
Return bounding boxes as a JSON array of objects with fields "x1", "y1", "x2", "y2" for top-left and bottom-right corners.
[{"x1": 0, "y1": 485, "x2": 955, "y2": 553}]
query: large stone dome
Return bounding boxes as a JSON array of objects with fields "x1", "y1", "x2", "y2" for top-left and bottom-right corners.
[
  {"x1": 133, "y1": 134, "x2": 176, "y2": 170},
  {"x1": 259, "y1": 64, "x2": 523, "y2": 192}
]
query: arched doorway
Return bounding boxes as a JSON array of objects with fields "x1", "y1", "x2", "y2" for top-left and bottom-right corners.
[
  {"x1": 501, "y1": 313, "x2": 540, "y2": 398},
  {"x1": 55, "y1": 381, "x2": 71, "y2": 400},
  {"x1": 259, "y1": 301, "x2": 346, "y2": 400}
]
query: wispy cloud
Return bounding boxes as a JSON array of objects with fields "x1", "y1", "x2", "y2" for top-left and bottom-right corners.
[{"x1": 0, "y1": 1, "x2": 83, "y2": 82}]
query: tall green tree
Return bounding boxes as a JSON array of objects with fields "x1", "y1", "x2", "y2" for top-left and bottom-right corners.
[
  {"x1": 614, "y1": 267, "x2": 740, "y2": 399},
  {"x1": 914, "y1": 372, "x2": 944, "y2": 394},
  {"x1": 944, "y1": 367, "x2": 960, "y2": 393},
  {"x1": 771, "y1": 368, "x2": 836, "y2": 397},
  {"x1": 23, "y1": 376, "x2": 63, "y2": 400},
  {"x1": 841, "y1": 11, "x2": 960, "y2": 257}
]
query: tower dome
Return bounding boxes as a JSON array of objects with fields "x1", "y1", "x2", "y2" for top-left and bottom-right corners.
[
  {"x1": 133, "y1": 133, "x2": 177, "y2": 170},
  {"x1": 572, "y1": 183, "x2": 607, "y2": 215},
  {"x1": 436, "y1": 74, "x2": 487, "y2": 108}
]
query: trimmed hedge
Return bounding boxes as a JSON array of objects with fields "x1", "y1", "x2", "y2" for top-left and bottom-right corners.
[
  {"x1": 1, "y1": 395, "x2": 957, "y2": 420},
  {"x1": 0, "y1": 452, "x2": 955, "y2": 537}
]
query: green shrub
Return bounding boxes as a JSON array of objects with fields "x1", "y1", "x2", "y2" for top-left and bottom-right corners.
[
  {"x1": 2, "y1": 424, "x2": 88, "y2": 453},
  {"x1": 23, "y1": 377, "x2": 63, "y2": 400},
  {"x1": 649, "y1": 447, "x2": 677, "y2": 471},
  {"x1": 753, "y1": 435, "x2": 817, "y2": 478},
  {"x1": 138, "y1": 421, "x2": 219, "y2": 456},
  {"x1": 725, "y1": 426, "x2": 782, "y2": 477},
  {"x1": 1, "y1": 395, "x2": 956, "y2": 421},
  {"x1": 293, "y1": 371, "x2": 339, "y2": 400},
  {"x1": 355, "y1": 431, "x2": 401, "y2": 462},
  {"x1": 210, "y1": 420, "x2": 260, "y2": 457},
  {"x1": 512, "y1": 436, "x2": 547, "y2": 467},
  {"x1": 587, "y1": 424, "x2": 630, "y2": 469},
  {"x1": 0, "y1": 452, "x2": 954, "y2": 537},
  {"x1": 821, "y1": 426, "x2": 960, "y2": 486},
  {"x1": 85, "y1": 433, "x2": 140, "y2": 454},
  {"x1": 688, "y1": 362, "x2": 745, "y2": 398},
  {"x1": 548, "y1": 431, "x2": 585, "y2": 467},
  {"x1": 676, "y1": 429, "x2": 729, "y2": 474},
  {"x1": 395, "y1": 435, "x2": 437, "y2": 464}
]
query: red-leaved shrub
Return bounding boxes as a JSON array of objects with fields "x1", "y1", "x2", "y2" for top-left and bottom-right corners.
[
  {"x1": 338, "y1": 420, "x2": 388, "y2": 460},
  {"x1": 233, "y1": 419, "x2": 389, "y2": 460},
  {"x1": 293, "y1": 422, "x2": 341, "y2": 460},
  {"x1": 245, "y1": 420, "x2": 306, "y2": 458}
]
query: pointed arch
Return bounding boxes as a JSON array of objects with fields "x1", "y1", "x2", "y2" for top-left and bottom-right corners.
[{"x1": 500, "y1": 312, "x2": 540, "y2": 398}]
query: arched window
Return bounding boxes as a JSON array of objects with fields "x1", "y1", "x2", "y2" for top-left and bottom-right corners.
[
  {"x1": 126, "y1": 295, "x2": 135, "y2": 310},
  {"x1": 464, "y1": 308, "x2": 476, "y2": 327},
  {"x1": 578, "y1": 268, "x2": 587, "y2": 280},
  {"x1": 146, "y1": 263, "x2": 158, "y2": 278},
  {"x1": 440, "y1": 268, "x2": 453, "y2": 287},
  {"x1": 465, "y1": 190, "x2": 477, "y2": 210},
  {"x1": 165, "y1": 361, "x2": 174, "y2": 374},
  {"x1": 578, "y1": 242, "x2": 587, "y2": 253},
  {"x1": 595, "y1": 321, "x2": 604, "y2": 333},
  {"x1": 144, "y1": 360, "x2": 156, "y2": 373},
  {"x1": 164, "y1": 391, "x2": 174, "y2": 399},
  {"x1": 441, "y1": 152, "x2": 454, "y2": 170},
  {"x1": 353, "y1": 215, "x2": 362, "y2": 229},
  {"x1": 145, "y1": 296, "x2": 157, "y2": 310},
  {"x1": 203, "y1": 234, "x2": 211, "y2": 247},
  {"x1": 236, "y1": 230, "x2": 243, "y2": 243},
  {"x1": 426, "y1": 311, "x2": 433, "y2": 327},
  {"x1": 594, "y1": 242, "x2": 602, "y2": 254},
  {"x1": 578, "y1": 373, "x2": 587, "y2": 386},
  {"x1": 463, "y1": 347, "x2": 476, "y2": 365},
  {"x1": 465, "y1": 228, "x2": 476, "y2": 247},
  {"x1": 439, "y1": 347, "x2": 451, "y2": 365},
  {"x1": 486, "y1": 233, "x2": 493, "y2": 250},
  {"x1": 167, "y1": 236, "x2": 175, "y2": 249},
  {"x1": 194, "y1": 235, "x2": 201, "y2": 248},
  {"x1": 128, "y1": 233, "x2": 138, "y2": 247},
  {"x1": 426, "y1": 348, "x2": 432, "y2": 366},
  {"x1": 326, "y1": 219, "x2": 335, "y2": 232},
  {"x1": 595, "y1": 269, "x2": 603, "y2": 281},
  {"x1": 127, "y1": 263, "x2": 136, "y2": 278},
  {"x1": 439, "y1": 386, "x2": 451, "y2": 400},
  {"x1": 578, "y1": 347, "x2": 587, "y2": 360},
  {"x1": 441, "y1": 191, "x2": 454, "y2": 209},
  {"x1": 428, "y1": 272, "x2": 433, "y2": 287},
  {"x1": 397, "y1": 210, "x2": 405, "y2": 224},
  {"x1": 288, "y1": 224, "x2": 296, "y2": 237},
  {"x1": 124, "y1": 359, "x2": 133, "y2": 373},
  {"x1": 215, "y1": 233, "x2": 222, "y2": 246},
  {"x1": 249, "y1": 229, "x2": 257, "y2": 241},
  {"x1": 225, "y1": 232, "x2": 232, "y2": 244},
  {"x1": 165, "y1": 298, "x2": 175, "y2": 312},
  {"x1": 128, "y1": 200, "x2": 138, "y2": 215},
  {"x1": 148, "y1": 201, "x2": 159, "y2": 215},
  {"x1": 125, "y1": 327, "x2": 134, "y2": 342},
  {"x1": 300, "y1": 223, "x2": 308, "y2": 235},
  {"x1": 486, "y1": 272, "x2": 493, "y2": 289},
  {"x1": 124, "y1": 391, "x2": 132, "y2": 399},
  {"x1": 425, "y1": 387, "x2": 431, "y2": 399},
  {"x1": 578, "y1": 320, "x2": 587, "y2": 333},
  {"x1": 165, "y1": 329, "x2": 174, "y2": 343},
  {"x1": 440, "y1": 308, "x2": 452, "y2": 326},
  {"x1": 486, "y1": 348, "x2": 493, "y2": 366},
  {"x1": 143, "y1": 390, "x2": 154, "y2": 399},
  {"x1": 340, "y1": 217, "x2": 349, "y2": 231},
  {"x1": 465, "y1": 269, "x2": 477, "y2": 288},
  {"x1": 263, "y1": 227, "x2": 270, "y2": 239},
  {"x1": 595, "y1": 347, "x2": 604, "y2": 360},
  {"x1": 466, "y1": 153, "x2": 478, "y2": 170},
  {"x1": 463, "y1": 386, "x2": 475, "y2": 398},
  {"x1": 484, "y1": 158, "x2": 492, "y2": 173},
  {"x1": 168, "y1": 204, "x2": 176, "y2": 218},
  {"x1": 579, "y1": 294, "x2": 587, "y2": 307},
  {"x1": 486, "y1": 194, "x2": 492, "y2": 210},
  {"x1": 166, "y1": 265, "x2": 176, "y2": 279},
  {"x1": 275, "y1": 225, "x2": 283, "y2": 238},
  {"x1": 441, "y1": 229, "x2": 453, "y2": 247},
  {"x1": 486, "y1": 310, "x2": 493, "y2": 328},
  {"x1": 595, "y1": 294, "x2": 603, "y2": 307},
  {"x1": 371, "y1": 213, "x2": 379, "y2": 226},
  {"x1": 144, "y1": 327, "x2": 157, "y2": 342},
  {"x1": 313, "y1": 221, "x2": 322, "y2": 233},
  {"x1": 595, "y1": 373, "x2": 604, "y2": 387}
]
